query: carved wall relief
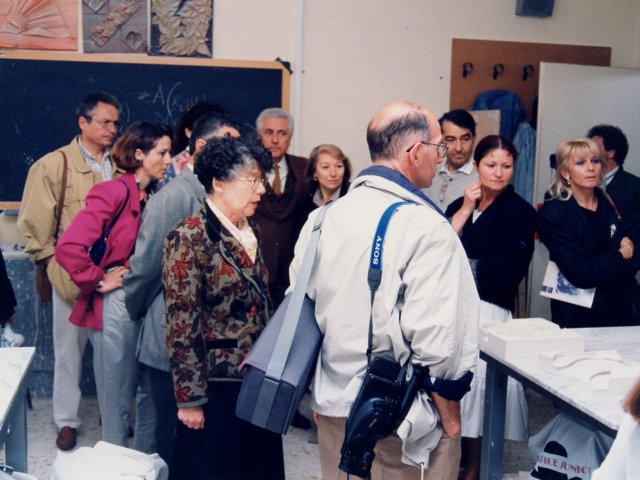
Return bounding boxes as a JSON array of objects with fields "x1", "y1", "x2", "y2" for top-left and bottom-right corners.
[
  {"x1": 150, "y1": 0, "x2": 213, "y2": 58},
  {"x1": 0, "y1": 0, "x2": 77, "y2": 50},
  {"x1": 83, "y1": 0, "x2": 147, "y2": 53}
]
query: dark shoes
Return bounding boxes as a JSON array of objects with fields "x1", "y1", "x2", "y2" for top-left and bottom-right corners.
[
  {"x1": 291, "y1": 411, "x2": 311, "y2": 430},
  {"x1": 56, "y1": 426, "x2": 77, "y2": 451}
]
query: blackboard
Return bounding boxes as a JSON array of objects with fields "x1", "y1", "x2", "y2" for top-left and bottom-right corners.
[{"x1": 0, "y1": 52, "x2": 289, "y2": 205}]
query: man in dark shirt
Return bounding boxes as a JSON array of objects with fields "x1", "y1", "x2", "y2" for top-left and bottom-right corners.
[{"x1": 588, "y1": 124, "x2": 640, "y2": 234}]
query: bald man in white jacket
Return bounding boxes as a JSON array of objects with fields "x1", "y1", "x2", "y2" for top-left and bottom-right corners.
[{"x1": 289, "y1": 101, "x2": 479, "y2": 480}]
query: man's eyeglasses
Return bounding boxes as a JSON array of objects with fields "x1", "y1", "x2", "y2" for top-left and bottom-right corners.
[
  {"x1": 237, "y1": 175, "x2": 267, "y2": 190},
  {"x1": 405, "y1": 141, "x2": 448, "y2": 159},
  {"x1": 88, "y1": 117, "x2": 120, "y2": 129}
]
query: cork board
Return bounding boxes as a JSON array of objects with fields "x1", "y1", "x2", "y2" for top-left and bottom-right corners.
[{"x1": 450, "y1": 38, "x2": 611, "y2": 122}]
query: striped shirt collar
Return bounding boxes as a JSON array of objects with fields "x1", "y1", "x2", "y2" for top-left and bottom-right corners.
[{"x1": 77, "y1": 136, "x2": 113, "y2": 181}]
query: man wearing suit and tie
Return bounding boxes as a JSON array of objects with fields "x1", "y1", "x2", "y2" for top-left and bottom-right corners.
[
  {"x1": 121, "y1": 112, "x2": 240, "y2": 470},
  {"x1": 254, "y1": 108, "x2": 309, "y2": 307}
]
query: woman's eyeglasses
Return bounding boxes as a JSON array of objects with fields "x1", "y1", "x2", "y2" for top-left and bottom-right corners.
[{"x1": 237, "y1": 175, "x2": 267, "y2": 190}]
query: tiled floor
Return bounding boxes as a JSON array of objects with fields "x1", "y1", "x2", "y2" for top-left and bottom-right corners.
[
  {"x1": 3, "y1": 396, "x2": 322, "y2": 480},
  {"x1": 2, "y1": 390, "x2": 555, "y2": 480}
]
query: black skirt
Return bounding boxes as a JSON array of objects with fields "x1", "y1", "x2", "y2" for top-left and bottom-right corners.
[{"x1": 171, "y1": 380, "x2": 285, "y2": 480}]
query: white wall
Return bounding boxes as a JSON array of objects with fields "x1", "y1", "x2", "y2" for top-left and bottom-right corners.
[
  {"x1": 212, "y1": 0, "x2": 640, "y2": 173},
  {"x1": 2, "y1": 0, "x2": 640, "y2": 243}
]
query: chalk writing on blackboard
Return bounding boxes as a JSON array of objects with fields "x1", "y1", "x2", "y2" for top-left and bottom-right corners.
[{"x1": 0, "y1": 55, "x2": 286, "y2": 202}]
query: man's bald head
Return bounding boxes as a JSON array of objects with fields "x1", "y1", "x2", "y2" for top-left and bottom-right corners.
[
  {"x1": 366, "y1": 101, "x2": 443, "y2": 188},
  {"x1": 366, "y1": 101, "x2": 435, "y2": 162}
]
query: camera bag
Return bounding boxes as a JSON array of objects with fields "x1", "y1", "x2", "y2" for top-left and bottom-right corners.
[{"x1": 235, "y1": 205, "x2": 330, "y2": 434}]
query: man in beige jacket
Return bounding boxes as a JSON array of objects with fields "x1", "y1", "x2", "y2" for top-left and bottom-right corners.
[{"x1": 18, "y1": 91, "x2": 121, "y2": 451}]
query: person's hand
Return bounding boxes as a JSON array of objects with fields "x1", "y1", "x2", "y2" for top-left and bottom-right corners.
[
  {"x1": 619, "y1": 236, "x2": 634, "y2": 259},
  {"x1": 461, "y1": 181, "x2": 482, "y2": 214},
  {"x1": 430, "y1": 392, "x2": 461, "y2": 438},
  {"x1": 312, "y1": 411, "x2": 320, "y2": 427},
  {"x1": 0, "y1": 315, "x2": 12, "y2": 328},
  {"x1": 96, "y1": 266, "x2": 128, "y2": 293},
  {"x1": 178, "y1": 406, "x2": 205, "y2": 429}
]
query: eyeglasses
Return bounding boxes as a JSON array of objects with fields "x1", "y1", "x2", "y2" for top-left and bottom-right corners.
[
  {"x1": 260, "y1": 129, "x2": 290, "y2": 139},
  {"x1": 236, "y1": 175, "x2": 267, "y2": 190},
  {"x1": 405, "y1": 141, "x2": 448, "y2": 158},
  {"x1": 88, "y1": 117, "x2": 120, "y2": 129}
]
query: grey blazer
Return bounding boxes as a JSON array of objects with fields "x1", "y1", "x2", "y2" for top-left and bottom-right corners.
[{"x1": 123, "y1": 167, "x2": 206, "y2": 371}]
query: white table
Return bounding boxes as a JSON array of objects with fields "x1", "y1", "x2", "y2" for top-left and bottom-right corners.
[
  {"x1": 479, "y1": 327, "x2": 640, "y2": 480},
  {"x1": 0, "y1": 347, "x2": 35, "y2": 473}
]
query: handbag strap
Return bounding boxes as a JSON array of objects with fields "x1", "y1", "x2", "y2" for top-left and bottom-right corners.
[
  {"x1": 53, "y1": 151, "x2": 68, "y2": 244},
  {"x1": 366, "y1": 202, "x2": 413, "y2": 365},
  {"x1": 264, "y1": 204, "x2": 331, "y2": 380},
  {"x1": 101, "y1": 179, "x2": 130, "y2": 237},
  {"x1": 603, "y1": 191, "x2": 622, "y2": 220},
  {"x1": 251, "y1": 205, "x2": 330, "y2": 428}
]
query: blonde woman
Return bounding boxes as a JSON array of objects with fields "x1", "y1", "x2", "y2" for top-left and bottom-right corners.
[{"x1": 537, "y1": 138, "x2": 640, "y2": 328}]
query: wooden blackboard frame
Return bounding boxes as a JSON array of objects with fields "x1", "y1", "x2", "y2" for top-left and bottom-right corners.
[{"x1": 0, "y1": 51, "x2": 290, "y2": 209}]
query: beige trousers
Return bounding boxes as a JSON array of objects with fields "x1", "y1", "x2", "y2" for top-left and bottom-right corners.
[{"x1": 317, "y1": 414, "x2": 461, "y2": 480}]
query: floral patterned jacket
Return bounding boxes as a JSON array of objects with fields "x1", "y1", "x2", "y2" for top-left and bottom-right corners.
[{"x1": 162, "y1": 202, "x2": 272, "y2": 408}]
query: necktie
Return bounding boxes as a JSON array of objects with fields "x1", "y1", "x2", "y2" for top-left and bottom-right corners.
[{"x1": 272, "y1": 159, "x2": 282, "y2": 195}]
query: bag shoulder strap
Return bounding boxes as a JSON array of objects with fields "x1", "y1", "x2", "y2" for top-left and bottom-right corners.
[
  {"x1": 366, "y1": 201, "x2": 414, "y2": 365},
  {"x1": 101, "y1": 179, "x2": 130, "y2": 237},
  {"x1": 53, "y1": 151, "x2": 68, "y2": 244},
  {"x1": 264, "y1": 204, "x2": 331, "y2": 381},
  {"x1": 603, "y1": 191, "x2": 622, "y2": 220}
]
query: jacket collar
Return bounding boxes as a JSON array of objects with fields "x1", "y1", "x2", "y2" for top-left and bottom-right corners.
[
  {"x1": 464, "y1": 184, "x2": 515, "y2": 232},
  {"x1": 354, "y1": 165, "x2": 446, "y2": 218},
  {"x1": 202, "y1": 201, "x2": 271, "y2": 318},
  {"x1": 179, "y1": 166, "x2": 206, "y2": 200},
  {"x1": 436, "y1": 158, "x2": 475, "y2": 176}
]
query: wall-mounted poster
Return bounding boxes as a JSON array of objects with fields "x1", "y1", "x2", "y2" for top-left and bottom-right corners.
[
  {"x1": 0, "y1": 0, "x2": 77, "y2": 50},
  {"x1": 150, "y1": 0, "x2": 213, "y2": 58},
  {"x1": 83, "y1": 0, "x2": 147, "y2": 53}
]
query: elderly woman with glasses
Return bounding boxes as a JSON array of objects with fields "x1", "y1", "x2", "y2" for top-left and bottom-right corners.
[
  {"x1": 537, "y1": 137, "x2": 640, "y2": 329},
  {"x1": 162, "y1": 136, "x2": 284, "y2": 480},
  {"x1": 445, "y1": 135, "x2": 535, "y2": 480}
]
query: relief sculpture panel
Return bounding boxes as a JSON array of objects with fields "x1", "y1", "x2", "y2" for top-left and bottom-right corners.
[
  {"x1": 0, "y1": 0, "x2": 77, "y2": 50},
  {"x1": 150, "y1": 0, "x2": 213, "y2": 58},
  {"x1": 83, "y1": 0, "x2": 147, "y2": 53}
]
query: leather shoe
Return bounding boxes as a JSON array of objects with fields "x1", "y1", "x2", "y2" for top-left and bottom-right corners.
[{"x1": 56, "y1": 426, "x2": 77, "y2": 451}]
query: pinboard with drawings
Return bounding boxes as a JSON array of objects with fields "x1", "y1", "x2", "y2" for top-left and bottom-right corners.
[{"x1": 0, "y1": 51, "x2": 290, "y2": 207}]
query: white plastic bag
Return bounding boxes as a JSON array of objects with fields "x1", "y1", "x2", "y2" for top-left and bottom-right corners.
[
  {"x1": 527, "y1": 414, "x2": 613, "y2": 480},
  {"x1": 49, "y1": 441, "x2": 167, "y2": 480},
  {"x1": 0, "y1": 467, "x2": 38, "y2": 480},
  {"x1": 0, "y1": 324, "x2": 23, "y2": 348}
]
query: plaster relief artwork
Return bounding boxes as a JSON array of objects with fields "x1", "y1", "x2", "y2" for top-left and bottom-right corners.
[
  {"x1": 539, "y1": 350, "x2": 640, "y2": 395},
  {"x1": 83, "y1": 0, "x2": 147, "y2": 53},
  {"x1": 150, "y1": 0, "x2": 213, "y2": 58},
  {"x1": 0, "y1": 0, "x2": 77, "y2": 50},
  {"x1": 83, "y1": 0, "x2": 108, "y2": 14},
  {"x1": 89, "y1": 0, "x2": 139, "y2": 46}
]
